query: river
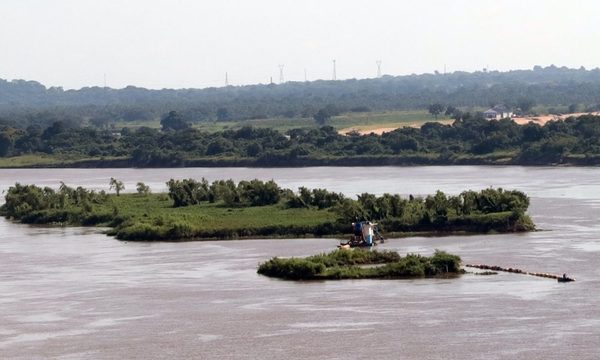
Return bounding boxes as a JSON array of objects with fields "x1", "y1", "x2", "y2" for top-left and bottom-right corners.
[{"x1": 0, "y1": 166, "x2": 599, "y2": 359}]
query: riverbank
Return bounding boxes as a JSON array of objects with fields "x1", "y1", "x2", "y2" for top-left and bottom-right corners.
[
  {"x1": 257, "y1": 249, "x2": 462, "y2": 280},
  {"x1": 1, "y1": 153, "x2": 600, "y2": 169}
]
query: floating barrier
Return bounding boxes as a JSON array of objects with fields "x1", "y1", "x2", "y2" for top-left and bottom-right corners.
[{"x1": 465, "y1": 264, "x2": 575, "y2": 282}]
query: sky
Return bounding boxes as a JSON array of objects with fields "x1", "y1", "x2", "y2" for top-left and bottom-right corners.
[{"x1": 0, "y1": 0, "x2": 598, "y2": 89}]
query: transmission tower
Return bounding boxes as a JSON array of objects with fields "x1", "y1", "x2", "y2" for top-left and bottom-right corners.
[
  {"x1": 376, "y1": 60, "x2": 382, "y2": 78},
  {"x1": 278, "y1": 64, "x2": 285, "y2": 84},
  {"x1": 332, "y1": 59, "x2": 337, "y2": 80},
  {"x1": 225, "y1": 72, "x2": 229, "y2": 86}
]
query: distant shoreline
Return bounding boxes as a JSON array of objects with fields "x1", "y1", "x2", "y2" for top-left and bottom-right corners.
[{"x1": 0, "y1": 155, "x2": 598, "y2": 168}]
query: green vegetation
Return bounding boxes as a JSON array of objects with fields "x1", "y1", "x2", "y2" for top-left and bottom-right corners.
[
  {"x1": 136, "y1": 182, "x2": 151, "y2": 195},
  {"x1": 182, "y1": 110, "x2": 447, "y2": 134},
  {"x1": 257, "y1": 249, "x2": 462, "y2": 280},
  {"x1": 0, "y1": 180, "x2": 534, "y2": 241},
  {"x1": 1, "y1": 110, "x2": 600, "y2": 167},
  {"x1": 3, "y1": 65, "x2": 600, "y2": 128},
  {"x1": 2, "y1": 66, "x2": 600, "y2": 167},
  {"x1": 109, "y1": 177, "x2": 124, "y2": 196}
]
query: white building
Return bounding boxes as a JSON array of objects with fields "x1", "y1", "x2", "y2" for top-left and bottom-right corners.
[{"x1": 483, "y1": 105, "x2": 513, "y2": 120}]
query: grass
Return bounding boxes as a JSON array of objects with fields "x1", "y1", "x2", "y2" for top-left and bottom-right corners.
[
  {"x1": 106, "y1": 194, "x2": 337, "y2": 231},
  {"x1": 332, "y1": 110, "x2": 452, "y2": 133},
  {"x1": 1, "y1": 183, "x2": 535, "y2": 241},
  {"x1": 0, "y1": 154, "x2": 84, "y2": 167},
  {"x1": 257, "y1": 249, "x2": 462, "y2": 280},
  {"x1": 111, "y1": 119, "x2": 162, "y2": 130},
  {"x1": 0, "y1": 154, "x2": 127, "y2": 168},
  {"x1": 112, "y1": 110, "x2": 451, "y2": 133},
  {"x1": 4, "y1": 191, "x2": 534, "y2": 241},
  {"x1": 19, "y1": 193, "x2": 341, "y2": 241}
]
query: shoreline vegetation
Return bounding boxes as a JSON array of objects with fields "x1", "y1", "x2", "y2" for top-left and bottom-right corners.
[
  {"x1": 257, "y1": 249, "x2": 463, "y2": 280},
  {"x1": 1, "y1": 114, "x2": 600, "y2": 169},
  {"x1": 2, "y1": 153, "x2": 600, "y2": 169},
  {"x1": 0, "y1": 179, "x2": 534, "y2": 242}
]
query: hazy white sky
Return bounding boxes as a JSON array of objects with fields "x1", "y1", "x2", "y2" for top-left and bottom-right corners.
[{"x1": 0, "y1": 0, "x2": 597, "y2": 89}]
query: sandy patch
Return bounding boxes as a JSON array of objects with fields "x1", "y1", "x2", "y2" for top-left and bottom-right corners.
[
  {"x1": 512, "y1": 112, "x2": 600, "y2": 125},
  {"x1": 339, "y1": 120, "x2": 453, "y2": 135},
  {"x1": 339, "y1": 112, "x2": 600, "y2": 135}
]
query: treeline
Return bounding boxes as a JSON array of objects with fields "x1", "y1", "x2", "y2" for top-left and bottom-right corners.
[
  {"x1": 162, "y1": 179, "x2": 536, "y2": 235},
  {"x1": 1, "y1": 113, "x2": 600, "y2": 165},
  {"x1": 1, "y1": 182, "x2": 113, "y2": 225},
  {"x1": 166, "y1": 178, "x2": 280, "y2": 207},
  {"x1": 165, "y1": 178, "x2": 531, "y2": 228},
  {"x1": 4, "y1": 65, "x2": 600, "y2": 127},
  {"x1": 0, "y1": 179, "x2": 534, "y2": 241}
]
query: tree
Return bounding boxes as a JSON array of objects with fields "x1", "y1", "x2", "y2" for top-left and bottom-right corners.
[
  {"x1": 89, "y1": 116, "x2": 111, "y2": 129},
  {"x1": 428, "y1": 103, "x2": 445, "y2": 119},
  {"x1": 445, "y1": 105, "x2": 457, "y2": 116},
  {"x1": 517, "y1": 98, "x2": 535, "y2": 113},
  {"x1": 313, "y1": 108, "x2": 331, "y2": 126},
  {"x1": 109, "y1": 177, "x2": 124, "y2": 196},
  {"x1": 136, "y1": 182, "x2": 151, "y2": 195},
  {"x1": 216, "y1": 108, "x2": 230, "y2": 121},
  {"x1": 160, "y1": 111, "x2": 190, "y2": 131},
  {"x1": 41, "y1": 121, "x2": 66, "y2": 140},
  {"x1": 166, "y1": 178, "x2": 209, "y2": 207},
  {"x1": 0, "y1": 132, "x2": 13, "y2": 156},
  {"x1": 568, "y1": 103, "x2": 578, "y2": 113}
]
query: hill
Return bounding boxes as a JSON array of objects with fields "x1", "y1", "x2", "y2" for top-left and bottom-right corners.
[{"x1": 3, "y1": 65, "x2": 600, "y2": 128}]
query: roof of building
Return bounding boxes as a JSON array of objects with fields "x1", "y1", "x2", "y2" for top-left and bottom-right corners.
[
  {"x1": 491, "y1": 104, "x2": 510, "y2": 112},
  {"x1": 484, "y1": 104, "x2": 511, "y2": 114}
]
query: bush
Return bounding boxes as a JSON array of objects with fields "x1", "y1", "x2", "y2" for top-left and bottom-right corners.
[
  {"x1": 257, "y1": 257, "x2": 325, "y2": 280},
  {"x1": 257, "y1": 249, "x2": 461, "y2": 280},
  {"x1": 166, "y1": 178, "x2": 210, "y2": 207},
  {"x1": 115, "y1": 223, "x2": 167, "y2": 241},
  {"x1": 429, "y1": 250, "x2": 461, "y2": 273},
  {"x1": 166, "y1": 222, "x2": 195, "y2": 239}
]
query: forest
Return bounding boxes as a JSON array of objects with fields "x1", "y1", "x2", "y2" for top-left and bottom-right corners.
[
  {"x1": 0, "y1": 112, "x2": 599, "y2": 166},
  {"x1": 3, "y1": 65, "x2": 600, "y2": 128}
]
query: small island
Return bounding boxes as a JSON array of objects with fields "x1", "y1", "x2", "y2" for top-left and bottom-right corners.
[
  {"x1": 0, "y1": 178, "x2": 534, "y2": 241},
  {"x1": 257, "y1": 249, "x2": 462, "y2": 280}
]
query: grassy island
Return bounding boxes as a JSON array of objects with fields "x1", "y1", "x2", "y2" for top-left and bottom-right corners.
[
  {"x1": 257, "y1": 249, "x2": 462, "y2": 280},
  {"x1": 0, "y1": 179, "x2": 534, "y2": 241}
]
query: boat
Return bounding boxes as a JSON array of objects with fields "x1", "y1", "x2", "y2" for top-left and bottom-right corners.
[{"x1": 338, "y1": 220, "x2": 385, "y2": 248}]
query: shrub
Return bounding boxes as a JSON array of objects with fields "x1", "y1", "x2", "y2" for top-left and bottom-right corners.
[
  {"x1": 257, "y1": 249, "x2": 461, "y2": 280},
  {"x1": 257, "y1": 257, "x2": 325, "y2": 280},
  {"x1": 166, "y1": 222, "x2": 195, "y2": 239},
  {"x1": 136, "y1": 182, "x2": 151, "y2": 195},
  {"x1": 429, "y1": 250, "x2": 461, "y2": 274}
]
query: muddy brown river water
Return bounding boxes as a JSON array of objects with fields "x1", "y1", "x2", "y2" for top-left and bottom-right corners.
[{"x1": 0, "y1": 166, "x2": 599, "y2": 359}]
